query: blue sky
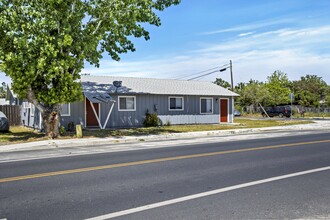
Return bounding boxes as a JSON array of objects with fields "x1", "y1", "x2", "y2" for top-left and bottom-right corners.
[{"x1": 1, "y1": 0, "x2": 330, "y2": 84}]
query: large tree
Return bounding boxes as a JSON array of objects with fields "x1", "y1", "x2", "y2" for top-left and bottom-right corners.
[
  {"x1": 292, "y1": 75, "x2": 328, "y2": 107},
  {"x1": 234, "y1": 80, "x2": 272, "y2": 112},
  {"x1": 214, "y1": 78, "x2": 231, "y2": 89},
  {"x1": 265, "y1": 70, "x2": 291, "y2": 106},
  {"x1": 0, "y1": 0, "x2": 180, "y2": 138}
]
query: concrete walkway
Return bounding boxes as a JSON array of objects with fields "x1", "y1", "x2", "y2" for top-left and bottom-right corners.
[{"x1": 1, "y1": 120, "x2": 330, "y2": 154}]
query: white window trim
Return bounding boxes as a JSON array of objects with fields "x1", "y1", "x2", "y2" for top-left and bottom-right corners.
[
  {"x1": 118, "y1": 96, "x2": 136, "y2": 111},
  {"x1": 200, "y1": 97, "x2": 213, "y2": 114},
  {"x1": 61, "y1": 103, "x2": 71, "y2": 116},
  {"x1": 168, "y1": 96, "x2": 184, "y2": 111}
]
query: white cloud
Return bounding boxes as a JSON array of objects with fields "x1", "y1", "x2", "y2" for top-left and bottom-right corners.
[
  {"x1": 84, "y1": 25, "x2": 330, "y2": 84},
  {"x1": 238, "y1": 32, "x2": 254, "y2": 37},
  {"x1": 200, "y1": 18, "x2": 292, "y2": 35}
]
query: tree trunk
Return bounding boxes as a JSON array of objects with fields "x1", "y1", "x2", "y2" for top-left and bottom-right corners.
[
  {"x1": 26, "y1": 87, "x2": 62, "y2": 138},
  {"x1": 42, "y1": 105, "x2": 61, "y2": 139}
]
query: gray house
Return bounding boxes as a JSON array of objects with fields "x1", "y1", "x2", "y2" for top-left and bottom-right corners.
[{"x1": 7, "y1": 76, "x2": 239, "y2": 130}]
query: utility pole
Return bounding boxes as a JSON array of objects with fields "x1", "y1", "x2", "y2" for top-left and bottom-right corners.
[
  {"x1": 219, "y1": 60, "x2": 234, "y2": 90},
  {"x1": 230, "y1": 60, "x2": 234, "y2": 90}
]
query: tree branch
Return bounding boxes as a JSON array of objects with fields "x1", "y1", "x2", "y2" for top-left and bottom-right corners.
[
  {"x1": 27, "y1": 87, "x2": 45, "y2": 114},
  {"x1": 92, "y1": 19, "x2": 103, "y2": 35}
]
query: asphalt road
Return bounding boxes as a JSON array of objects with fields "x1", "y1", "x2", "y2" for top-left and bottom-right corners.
[{"x1": 0, "y1": 132, "x2": 329, "y2": 219}]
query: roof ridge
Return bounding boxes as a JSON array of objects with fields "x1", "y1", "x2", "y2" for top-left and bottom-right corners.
[{"x1": 80, "y1": 75, "x2": 211, "y2": 83}]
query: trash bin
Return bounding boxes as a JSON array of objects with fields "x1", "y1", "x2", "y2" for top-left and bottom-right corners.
[{"x1": 76, "y1": 124, "x2": 83, "y2": 138}]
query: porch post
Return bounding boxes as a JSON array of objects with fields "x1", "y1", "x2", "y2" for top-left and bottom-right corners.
[{"x1": 102, "y1": 102, "x2": 114, "y2": 129}]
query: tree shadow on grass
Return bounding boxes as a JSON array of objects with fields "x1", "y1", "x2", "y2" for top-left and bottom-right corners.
[
  {"x1": 0, "y1": 131, "x2": 45, "y2": 144},
  {"x1": 80, "y1": 127, "x2": 183, "y2": 138}
]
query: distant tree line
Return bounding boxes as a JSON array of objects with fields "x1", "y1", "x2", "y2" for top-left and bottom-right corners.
[{"x1": 214, "y1": 71, "x2": 330, "y2": 110}]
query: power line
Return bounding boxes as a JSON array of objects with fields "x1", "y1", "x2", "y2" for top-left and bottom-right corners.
[
  {"x1": 174, "y1": 67, "x2": 221, "y2": 80},
  {"x1": 187, "y1": 70, "x2": 220, "y2": 81},
  {"x1": 185, "y1": 63, "x2": 231, "y2": 81},
  {"x1": 176, "y1": 63, "x2": 231, "y2": 80}
]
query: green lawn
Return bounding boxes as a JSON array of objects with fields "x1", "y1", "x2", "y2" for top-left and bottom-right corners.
[
  {"x1": 241, "y1": 112, "x2": 330, "y2": 118},
  {"x1": 0, "y1": 118, "x2": 313, "y2": 145},
  {"x1": 0, "y1": 126, "x2": 46, "y2": 145}
]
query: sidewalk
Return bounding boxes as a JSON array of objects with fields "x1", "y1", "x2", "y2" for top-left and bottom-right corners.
[{"x1": 1, "y1": 120, "x2": 330, "y2": 153}]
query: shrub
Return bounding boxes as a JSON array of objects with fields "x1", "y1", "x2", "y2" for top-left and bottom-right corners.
[
  {"x1": 143, "y1": 112, "x2": 159, "y2": 127},
  {"x1": 59, "y1": 126, "x2": 66, "y2": 136}
]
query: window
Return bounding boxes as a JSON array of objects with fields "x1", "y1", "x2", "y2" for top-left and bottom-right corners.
[
  {"x1": 200, "y1": 98, "x2": 213, "y2": 114},
  {"x1": 118, "y1": 96, "x2": 136, "y2": 111},
  {"x1": 169, "y1": 97, "x2": 184, "y2": 110},
  {"x1": 61, "y1": 104, "x2": 70, "y2": 116}
]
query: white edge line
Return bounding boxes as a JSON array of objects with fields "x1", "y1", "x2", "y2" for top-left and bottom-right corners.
[{"x1": 86, "y1": 166, "x2": 330, "y2": 220}]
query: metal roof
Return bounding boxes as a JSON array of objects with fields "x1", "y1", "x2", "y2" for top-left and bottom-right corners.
[
  {"x1": 82, "y1": 82, "x2": 115, "y2": 103},
  {"x1": 81, "y1": 76, "x2": 239, "y2": 97}
]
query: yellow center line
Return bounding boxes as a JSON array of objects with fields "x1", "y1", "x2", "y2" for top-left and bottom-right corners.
[{"x1": 1, "y1": 139, "x2": 329, "y2": 183}]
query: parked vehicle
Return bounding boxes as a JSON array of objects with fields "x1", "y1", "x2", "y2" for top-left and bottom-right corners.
[
  {"x1": 261, "y1": 106, "x2": 292, "y2": 118},
  {"x1": 0, "y1": 111, "x2": 9, "y2": 132},
  {"x1": 234, "y1": 109, "x2": 241, "y2": 117}
]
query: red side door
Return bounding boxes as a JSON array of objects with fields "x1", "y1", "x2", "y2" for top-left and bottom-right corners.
[
  {"x1": 86, "y1": 98, "x2": 100, "y2": 127},
  {"x1": 220, "y1": 99, "x2": 228, "y2": 123}
]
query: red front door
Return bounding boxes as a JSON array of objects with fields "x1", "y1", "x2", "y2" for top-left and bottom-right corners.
[
  {"x1": 86, "y1": 98, "x2": 100, "y2": 127},
  {"x1": 220, "y1": 99, "x2": 228, "y2": 123}
]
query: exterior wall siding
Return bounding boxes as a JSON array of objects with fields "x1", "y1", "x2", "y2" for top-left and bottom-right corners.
[
  {"x1": 158, "y1": 114, "x2": 219, "y2": 125},
  {"x1": 60, "y1": 94, "x2": 235, "y2": 128},
  {"x1": 106, "y1": 94, "x2": 221, "y2": 127},
  {"x1": 60, "y1": 101, "x2": 85, "y2": 128},
  {"x1": 20, "y1": 101, "x2": 85, "y2": 131},
  {"x1": 17, "y1": 95, "x2": 235, "y2": 130}
]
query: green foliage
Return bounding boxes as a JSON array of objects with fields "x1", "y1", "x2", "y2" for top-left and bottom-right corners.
[
  {"x1": 292, "y1": 75, "x2": 329, "y2": 107},
  {"x1": 234, "y1": 80, "x2": 272, "y2": 108},
  {"x1": 234, "y1": 71, "x2": 330, "y2": 110},
  {"x1": 0, "y1": 82, "x2": 6, "y2": 98},
  {"x1": 59, "y1": 126, "x2": 66, "y2": 136},
  {"x1": 325, "y1": 94, "x2": 330, "y2": 107},
  {"x1": 0, "y1": 0, "x2": 179, "y2": 136},
  {"x1": 143, "y1": 112, "x2": 160, "y2": 127},
  {"x1": 265, "y1": 70, "x2": 291, "y2": 106},
  {"x1": 0, "y1": 0, "x2": 179, "y2": 104},
  {"x1": 214, "y1": 78, "x2": 231, "y2": 89}
]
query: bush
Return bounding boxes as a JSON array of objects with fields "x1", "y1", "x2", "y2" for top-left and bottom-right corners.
[
  {"x1": 143, "y1": 113, "x2": 159, "y2": 127},
  {"x1": 59, "y1": 126, "x2": 66, "y2": 136}
]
